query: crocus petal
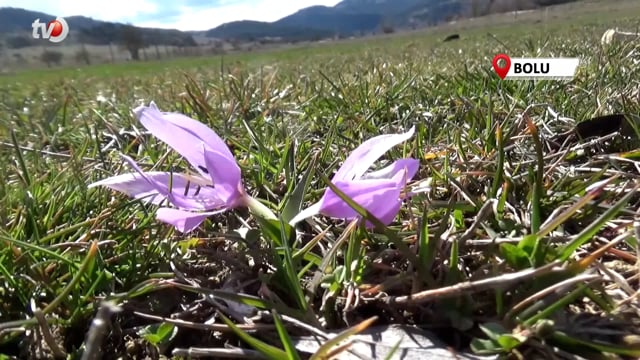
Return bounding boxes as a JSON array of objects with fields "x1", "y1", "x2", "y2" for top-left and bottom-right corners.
[
  {"x1": 203, "y1": 146, "x2": 243, "y2": 206},
  {"x1": 90, "y1": 170, "x2": 223, "y2": 209},
  {"x1": 366, "y1": 198, "x2": 402, "y2": 228},
  {"x1": 137, "y1": 102, "x2": 234, "y2": 159},
  {"x1": 333, "y1": 126, "x2": 415, "y2": 182},
  {"x1": 156, "y1": 207, "x2": 228, "y2": 233},
  {"x1": 89, "y1": 172, "x2": 170, "y2": 206},
  {"x1": 114, "y1": 154, "x2": 226, "y2": 210},
  {"x1": 134, "y1": 102, "x2": 235, "y2": 177},
  {"x1": 319, "y1": 178, "x2": 403, "y2": 225},
  {"x1": 361, "y1": 158, "x2": 420, "y2": 181}
]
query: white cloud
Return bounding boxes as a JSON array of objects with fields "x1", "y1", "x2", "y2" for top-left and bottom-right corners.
[
  {"x1": 0, "y1": 0, "x2": 342, "y2": 31},
  {"x1": 0, "y1": 0, "x2": 159, "y2": 23},
  {"x1": 136, "y1": 0, "x2": 342, "y2": 31}
]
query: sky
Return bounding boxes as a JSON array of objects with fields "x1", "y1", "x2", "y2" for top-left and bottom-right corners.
[{"x1": 0, "y1": 0, "x2": 343, "y2": 31}]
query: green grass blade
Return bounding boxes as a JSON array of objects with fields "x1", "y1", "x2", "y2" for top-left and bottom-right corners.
[{"x1": 218, "y1": 311, "x2": 289, "y2": 360}]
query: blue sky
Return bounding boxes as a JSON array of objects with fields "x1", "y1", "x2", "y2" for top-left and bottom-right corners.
[{"x1": 0, "y1": 0, "x2": 342, "y2": 31}]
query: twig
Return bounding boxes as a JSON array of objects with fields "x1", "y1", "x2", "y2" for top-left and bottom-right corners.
[
  {"x1": 505, "y1": 273, "x2": 601, "y2": 321},
  {"x1": 458, "y1": 199, "x2": 496, "y2": 244},
  {"x1": 133, "y1": 311, "x2": 274, "y2": 332},
  {"x1": 465, "y1": 235, "x2": 573, "y2": 246},
  {"x1": 81, "y1": 301, "x2": 122, "y2": 360},
  {"x1": 33, "y1": 309, "x2": 66, "y2": 359},
  {"x1": 172, "y1": 347, "x2": 265, "y2": 359},
  {"x1": 384, "y1": 260, "x2": 565, "y2": 305}
]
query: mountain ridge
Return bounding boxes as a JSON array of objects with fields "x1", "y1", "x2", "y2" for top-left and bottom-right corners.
[{"x1": 0, "y1": 0, "x2": 580, "y2": 47}]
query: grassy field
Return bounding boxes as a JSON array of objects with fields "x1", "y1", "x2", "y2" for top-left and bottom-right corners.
[{"x1": 1, "y1": 0, "x2": 640, "y2": 359}]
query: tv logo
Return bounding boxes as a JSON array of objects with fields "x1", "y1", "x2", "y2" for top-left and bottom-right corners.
[
  {"x1": 32, "y1": 17, "x2": 69, "y2": 43},
  {"x1": 492, "y1": 54, "x2": 579, "y2": 80}
]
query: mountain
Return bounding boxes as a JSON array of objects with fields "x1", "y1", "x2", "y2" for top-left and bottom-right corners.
[
  {"x1": 206, "y1": 0, "x2": 581, "y2": 41},
  {"x1": 204, "y1": 20, "x2": 333, "y2": 42},
  {"x1": 275, "y1": 6, "x2": 382, "y2": 35},
  {"x1": 0, "y1": 7, "x2": 127, "y2": 33},
  {"x1": 205, "y1": 0, "x2": 467, "y2": 41},
  {"x1": 0, "y1": 0, "x2": 581, "y2": 48},
  {"x1": 0, "y1": 7, "x2": 196, "y2": 48}
]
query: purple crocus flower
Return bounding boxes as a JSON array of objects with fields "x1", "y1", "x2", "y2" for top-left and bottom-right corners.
[
  {"x1": 289, "y1": 126, "x2": 419, "y2": 227},
  {"x1": 89, "y1": 102, "x2": 253, "y2": 233}
]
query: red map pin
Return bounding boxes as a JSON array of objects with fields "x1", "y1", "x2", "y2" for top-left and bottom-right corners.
[{"x1": 492, "y1": 54, "x2": 511, "y2": 80}]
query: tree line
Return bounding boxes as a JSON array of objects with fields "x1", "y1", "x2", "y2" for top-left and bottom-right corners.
[{"x1": 3, "y1": 24, "x2": 197, "y2": 61}]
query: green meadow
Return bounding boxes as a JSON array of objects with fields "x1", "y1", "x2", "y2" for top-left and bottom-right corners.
[{"x1": 1, "y1": 0, "x2": 640, "y2": 358}]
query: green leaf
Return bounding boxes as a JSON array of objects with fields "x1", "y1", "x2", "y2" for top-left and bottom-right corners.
[
  {"x1": 255, "y1": 217, "x2": 295, "y2": 248},
  {"x1": 417, "y1": 202, "x2": 436, "y2": 286},
  {"x1": 177, "y1": 238, "x2": 201, "y2": 253},
  {"x1": 272, "y1": 310, "x2": 301, "y2": 360},
  {"x1": 218, "y1": 311, "x2": 289, "y2": 360},
  {"x1": 139, "y1": 322, "x2": 177, "y2": 346},
  {"x1": 470, "y1": 338, "x2": 502, "y2": 355},
  {"x1": 496, "y1": 334, "x2": 525, "y2": 351},
  {"x1": 281, "y1": 154, "x2": 316, "y2": 224},
  {"x1": 478, "y1": 322, "x2": 507, "y2": 342},
  {"x1": 310, "y1": 316, "x2": 377, "y2": 360},
  {"x1": 557, "y1": 184, "x2": 638, "y2": 261},
  {"x1": 550, "y1": 330, "x2": 640, "y2": 358},
  {"x1": 500, "y1": 243, "x2": 530, "y2": 269}
]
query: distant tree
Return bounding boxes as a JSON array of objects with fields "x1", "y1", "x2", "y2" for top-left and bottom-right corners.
[
  {"x1": 380, "y1": 17, "x2": 395, "y2": 34},
  {"x1": 120, "y1": 25, "x2": 144, "y2": 60},
  {"x1": 40, "y1": 50, "x2": 63, "y2": 67},
  {"x1": 469, "y1": 0, "x2": 493, "y2": 16},
  {"x1": 12, "y1": 53, "x2": 25, "y2": 65},
  {"x1": 80, "y1": 23, "x2": 119, "y2": 45},
  {"x1": 75, "y1": 45, "x2": 91, "y2": 65}
]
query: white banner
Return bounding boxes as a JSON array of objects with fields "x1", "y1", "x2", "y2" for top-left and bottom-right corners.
[{"x1": 493, "y1": 54, "x2": 580, "y2": 80}]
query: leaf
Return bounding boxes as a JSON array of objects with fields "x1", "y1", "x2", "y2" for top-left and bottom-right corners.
[
  {"x1": 550, "y1": 330, "x2": 640, "y2": 358},
  {"x1": 177, "y1": 238, "x2": 202, "y2": 253},
  {"x1": 281, "y1": 154, "x2": 316, "y2": 224},
  {"x1": 496, "y1": 334, "x2": 525, "y2": 351},
  {"x1": 499, "y1": 243, "x2": 530, "y2": 270},
  {"x1": 255, "y1": 217, "x2": 296, "y2": 248},
  {"x1": 218, "y1": 311, "x2": 289, "y2": 360},
  {"x1": 558, "y1": 183, "x2": 638, "y2": 262},
  {"x1": 469, "y1": 338, "x2": 502, "y2": 355},
  {"x1": 310, "y1": 316, "x2": 377, "y2": 360},
  {"x1": 478, "y1": 322, "x2": 507, "y2": 342},
  {"x1": 138, "y1": 322, "x2": 177, "y2": 346},
  {"x1": 272, "y1": 310, "x2": 302, "y2": 360}
]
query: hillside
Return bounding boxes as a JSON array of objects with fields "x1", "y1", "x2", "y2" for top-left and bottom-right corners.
[
  {"x1": 206, "y1": 0, "x2": 464, "y2": 40},
  {"x1": 205, "y1": 0, "x2": 580, "y2": 41},
  {"x1": 0, "y1": 0, "x2": 581, "y2": 46},
  {"x1": 0, "y1": 7, "x2": 197, "y2": 49}
]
